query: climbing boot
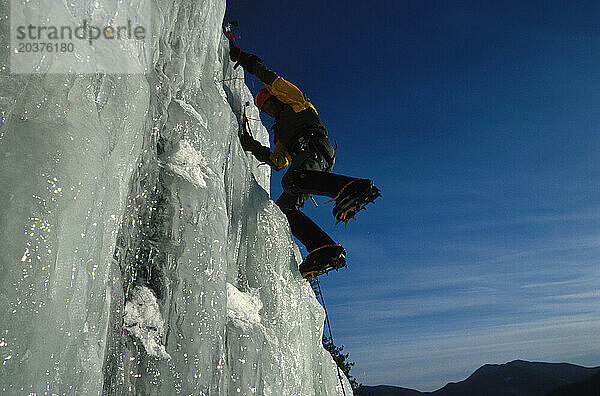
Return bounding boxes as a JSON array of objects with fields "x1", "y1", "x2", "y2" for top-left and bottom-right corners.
[
  {"x1": 299, "y1": 244, "x2": 346, "y2": 279},
  {"x1": 330, "y1": 179, "x2": 381, "y2": 225}
]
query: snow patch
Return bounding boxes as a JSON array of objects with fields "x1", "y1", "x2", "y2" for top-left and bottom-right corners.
[
  {"x1": 226, "y1": 283, "x2": 262, "y2": 331},
  {"x1": 123, "y1": 286, "x2": 171, "y2": 360},
  {"x1": 160, "y1": 139, "x2": 216, "y2": 188}
]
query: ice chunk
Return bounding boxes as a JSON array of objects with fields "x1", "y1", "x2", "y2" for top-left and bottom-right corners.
[
  {"x1": 124, "y1": 286, "x2": 171, "y2": 360},
  {"x1": 160, "y1": 139, "x2": 216, "y2": 188},
  {"x1": 226, "y1": 283, "x2": 262, "y2": 331}
]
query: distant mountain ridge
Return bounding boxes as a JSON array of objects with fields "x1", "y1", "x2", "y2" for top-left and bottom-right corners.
[
  {"x1": 356, "y1": 360, "x2": 600, "y2": 396},
  {"x1": 545, "y1": 368, "x2": 600, "y2": 396}
]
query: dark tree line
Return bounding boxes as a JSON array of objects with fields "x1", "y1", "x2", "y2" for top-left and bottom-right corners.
[{"x1": 323, "y1": 334, "x2": 361, "y2": 391}]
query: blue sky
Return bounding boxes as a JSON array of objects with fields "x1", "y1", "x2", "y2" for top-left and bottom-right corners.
[{"x1": 225, "y1": 1, "x2": 600, "y2": 391}]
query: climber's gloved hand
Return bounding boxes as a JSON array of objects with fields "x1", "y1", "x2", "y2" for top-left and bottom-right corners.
[
  {"x1": 252, "y1": 145, "x2": 273, "y2": 166},
  {"x1": 237, "y1": 52, "x2": 263, "y2": 74},
  {"x1": 239, "y1": 133, "x2": 254, "y2": 151}
]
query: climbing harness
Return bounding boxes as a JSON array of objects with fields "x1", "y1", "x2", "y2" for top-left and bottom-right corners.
[{"x1": 309, "y1": 277, "x2": 348, "y2": 396}]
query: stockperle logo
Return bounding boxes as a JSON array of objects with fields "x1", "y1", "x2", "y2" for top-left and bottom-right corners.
[{"x1": 10, "y1": 0, "x2": 151, "y2": 74}]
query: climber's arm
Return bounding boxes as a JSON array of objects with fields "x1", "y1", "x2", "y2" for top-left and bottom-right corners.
[
  {"x1": 230, "y1": 48, "x2": 315, "y2": 113},
  {"x1": 230, "y1": 47, "x2": 277, "y2": 85},
  {"x1": 239, "y1": 134, "x2": 290, "y2": 171}
]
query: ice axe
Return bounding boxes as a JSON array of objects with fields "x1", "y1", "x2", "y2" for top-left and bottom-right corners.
[
  {"x1": 224, "y1": 20, "x2": 238, "y2": 38},
  {"x1": 224, "y1": 20, "x2": 238, "y2": 30},
  {"x1": 240, "y1": 101, "x2": 252, "y2": 138},
  {"x1": 238, "y1": 101, "x2": 255, "y2": 161}
]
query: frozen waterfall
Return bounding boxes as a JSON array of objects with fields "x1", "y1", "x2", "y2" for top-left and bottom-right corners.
[{"x1": 0, "y1": 0, "x2": 350, "y2": 394}]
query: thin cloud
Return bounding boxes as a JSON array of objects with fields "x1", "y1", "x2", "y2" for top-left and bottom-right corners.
[{"x1": 351, "y1": 315, "x2": 600, "y2": 391}]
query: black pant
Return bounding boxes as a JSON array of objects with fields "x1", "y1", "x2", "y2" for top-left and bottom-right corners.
[{"x1": 275, "y1": 135, "x2": 355, "y2": 252}]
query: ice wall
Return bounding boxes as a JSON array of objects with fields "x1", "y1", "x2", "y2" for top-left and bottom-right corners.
[{"x1": 0, "y1": 0, "x2": 350, "y2": 395}]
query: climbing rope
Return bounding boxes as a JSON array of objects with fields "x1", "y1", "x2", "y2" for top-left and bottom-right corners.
[
  {"x1": 311, "y1": 277, "x2": 348, "y2": 396},
  {"x1": 219, "y1": 76, "x2": 262, "y2": 84}
]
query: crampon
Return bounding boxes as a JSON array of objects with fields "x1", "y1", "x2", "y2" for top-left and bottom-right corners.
[
  {"x1": 326, "y1": 179, "x2": 381, "y2": 225},
  {"x1": 299, "y1": 244, "x2": 346, "y2": 280}
]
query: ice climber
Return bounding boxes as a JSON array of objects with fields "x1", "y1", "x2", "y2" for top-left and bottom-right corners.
[{"x1": 228, "y1": 42, "x2": 381, "y2": 279}]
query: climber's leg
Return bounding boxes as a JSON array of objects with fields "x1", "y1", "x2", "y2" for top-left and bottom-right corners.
[{"x1": 275, "y1": 192, "x2": 335, "y2": 252}]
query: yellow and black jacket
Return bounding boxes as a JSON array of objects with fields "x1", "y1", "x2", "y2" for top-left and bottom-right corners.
[{"x1": 239, "y1": 52, "x2": 327, "y2": 171}]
